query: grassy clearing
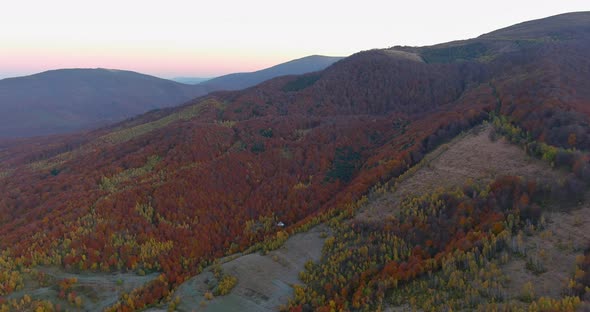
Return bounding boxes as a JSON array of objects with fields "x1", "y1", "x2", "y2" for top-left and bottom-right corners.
[
  {"x1": 99, "y1": 155, "x2": 161, "y2": 192},
  {"x1": 100, "y1": 99, "x2": 223, "y2": 145},
  {"x1": 0, "y1": 169, "x2": 13, "y2": 180}
]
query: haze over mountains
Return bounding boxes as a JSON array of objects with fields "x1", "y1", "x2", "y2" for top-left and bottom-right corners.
[
  {"x1": 197, "y1": 55, "x2": 344, "y2": 91},
  {"x1": 170, "y1": 77, "x2": 211, "y2": 85},
  {"x1": 1, "y1": 12, "x2": 590, "y2": 312},
  {"x1": 0, "y1": 55, "x2": 342, "y2": 138}
]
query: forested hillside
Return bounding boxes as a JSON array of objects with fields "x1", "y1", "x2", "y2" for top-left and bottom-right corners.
[{"x1": 1, "y1": 12, "x2": 590, "y2": 311}]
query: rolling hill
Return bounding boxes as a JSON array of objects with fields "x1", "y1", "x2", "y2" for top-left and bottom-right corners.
[
  {"x1": 0, "y1": 55, "x2": 342, "y2": 138},
  {"x1": 0, "y1": 69, "x2": 210, "y2": 137},
  {"x1": 0, "y1": 12, "x2": 590, "y2": 311}
]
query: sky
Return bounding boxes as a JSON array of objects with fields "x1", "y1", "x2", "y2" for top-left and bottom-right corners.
[{"x1": 0, "y1": 0, "x2": 588, "y2": 79}]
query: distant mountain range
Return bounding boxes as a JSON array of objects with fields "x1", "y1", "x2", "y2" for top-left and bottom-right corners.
[
  {"x1": 198, "y1": 55, "x2": 344, "y2": 91},
  {"x1": 0, "y1": 55, "x2": 343, "y2": 137}
]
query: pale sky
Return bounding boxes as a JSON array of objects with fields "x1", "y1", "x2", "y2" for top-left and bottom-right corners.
[{"x1": 0, "y1": 0, "x2": 588, "y2": 79}]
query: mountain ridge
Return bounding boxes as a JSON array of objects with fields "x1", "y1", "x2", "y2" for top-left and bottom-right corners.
[{"x1": 198, "y1": 55, "x2": 344, "y2": 91}]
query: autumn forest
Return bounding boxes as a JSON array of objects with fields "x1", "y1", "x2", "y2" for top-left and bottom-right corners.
[{"x1": 1, "y1": 12, "x2": 590, "y2": 312}]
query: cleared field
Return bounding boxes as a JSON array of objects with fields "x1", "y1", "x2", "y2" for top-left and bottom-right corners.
[
  {"x1": 502, "y1": 203, "x2": 590, "y2": 299},
  {"x1": 168, "y1": 224, "x2": 329, "y2": 311},
  {"x1": 356, "y1": 124, "x2": 563, "y2": 222},
  {"x1": 356, "y1": 123, "x2": 589, "y2": 310},
  {"x1": 5, "y1": 267, "x2": 159, "y2": 311}
]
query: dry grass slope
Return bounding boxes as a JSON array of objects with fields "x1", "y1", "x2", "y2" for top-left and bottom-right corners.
[
  {"x1": 356, "y1": 124, "x2": 563, "y2": 222},
  {"x1": 353, "y1": 123, "x2": 588, "y2": 310},
  {"x1": 169, "y1": 225, "x2": 330, "y2": 312}
]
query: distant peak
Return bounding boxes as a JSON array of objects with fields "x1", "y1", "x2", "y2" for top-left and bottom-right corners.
[{"x1": 97, "y1": 68, "x2": 123, "y2": 72}]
